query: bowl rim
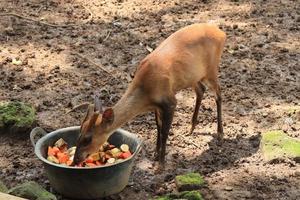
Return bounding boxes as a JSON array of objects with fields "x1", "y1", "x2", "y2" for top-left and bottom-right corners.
[{"x1": 34, "y1": 126, "x2": 142, "y2": 170}]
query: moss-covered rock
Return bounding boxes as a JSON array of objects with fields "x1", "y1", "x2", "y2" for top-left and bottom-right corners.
[
  {"x1": 175, "y1": 173, "x2": 205, "y2": 191},
  {"x1": 0, "y1": 101, "x2": 36, "y2": 134},
  {"x1": 8, "y1": 181, "x2": 56, "y2": 200},
  {"x1": 0, "y1": 180, "x2": 8, "y2": 193},
  {"x1": 155, "y1": 191, "x2": 203, "y2": 200},
  {"x1": 260, "y1": 130, "x2": 300, "y2": 163}
]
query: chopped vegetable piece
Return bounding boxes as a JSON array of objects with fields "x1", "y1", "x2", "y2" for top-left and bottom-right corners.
[
  {"x1": 120, "y1": 144, "x2": 129, "y2": 152},
  {"x1": 55, "y1": 138, "x2": 67, "y2": 149},
  {"x1": 107, "y1": 158, "x2": 116, "y2": 164},
  {"x1": 120, "y1": 151, "x2": 132, "y2": 159},
  {"x1": 46, "y1": 138, "x2": 133, "y2": 167},
  {"x1": 86, "y1": 163, "x2": 97, "y2": 167},
  {"x1": 95, "y1": 161, "x2": 103, "y2": 166},
  {"x1": 47, "y1": 156, "x2": 59, "y2": 164},
  {"x1": 67, "y1": 147, "x2": 76, "y2": 156},
  {"x1": 90, "y1": 153, "x2": 100, "y2": 161},
  {"x1": 66, "y1": 160, "x2": 73, "y2": 166},
  {"x1": 57, "y1": 152, "x2": 69, "y2": 164},
  {"x1": 85, "y1": 157, "x2": 94, "y2": 163}
]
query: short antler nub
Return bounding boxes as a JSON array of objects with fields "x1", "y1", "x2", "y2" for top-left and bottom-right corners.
[{"x1": 94, "y1": 92, "x2": 103, "y2": 113}]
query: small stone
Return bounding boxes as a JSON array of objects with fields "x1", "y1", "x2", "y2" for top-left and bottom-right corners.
[
  {"x1": 8, "y1": 181, "x2": 57, "y2": 200},
  {"x1": 175, "y1": 173, "x2": 205, "y2": 191},
  {"x1": 284, "y1": 117, "x2": 294, "y2": 125},
  {"x1": 12, "y1": 58, "x2": 22, "y2": 65},
  {"x1": 225, "y1": 186, "x2": 233, "y2": 191}
]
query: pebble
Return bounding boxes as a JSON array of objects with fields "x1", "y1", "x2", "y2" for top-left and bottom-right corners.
[{"x1": 225, "y1": 186, "x2": 233, "y2": 191}]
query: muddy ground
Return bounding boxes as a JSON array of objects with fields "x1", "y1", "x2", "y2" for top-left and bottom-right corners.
[{"x1": 0, "y1": 0, "x2": 299, "y2": 199}]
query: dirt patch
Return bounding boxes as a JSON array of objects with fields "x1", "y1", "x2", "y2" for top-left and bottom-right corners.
[{"x1": 0, "y1": 0, "x2": 299, "y2": 199}]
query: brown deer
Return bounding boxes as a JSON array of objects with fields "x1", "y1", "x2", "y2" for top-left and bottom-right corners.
[{"x1": 71, "y1": 23, "x2": 226, "y2": 167}]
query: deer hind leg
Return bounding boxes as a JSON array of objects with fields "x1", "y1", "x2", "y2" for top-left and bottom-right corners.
[
  {"x1": 190, "y1": 82, "x2": 206, "y2": 134},
  {"x1": 207, "y1": 79, "x2": 223, "y2": 142},
  {"x1": 154, "y1": 109, "x2": 162, "y2": 161}
]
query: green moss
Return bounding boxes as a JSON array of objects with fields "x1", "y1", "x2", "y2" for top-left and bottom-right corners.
[
  {"x1": 0, "y1": 101, "x2": 35, "y2": 129},
  {"x1": 180, "y1": 191, "x2": 203, "y2": 200},
  {"x1": 154, "y1": 191, "x2": 203, "y2": 200},
  {"x1": 0, "y1": 180, "x2": 8, "y2": 193},
  {"x1": 8, "y1": 181, "x2": 56, "y2": 200},
  {"x1": 175, "y1": 173, "x2": 205, "y2": 188},
  {"x1": 260, "y1": 130, "x2": 300, "y2": 162}
]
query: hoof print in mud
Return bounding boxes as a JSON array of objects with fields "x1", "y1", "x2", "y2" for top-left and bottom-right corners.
[
  {"x1": 175, "y1": 173, "x2": 205, "y2": 192},
  {"x1": 0, "y1": 101, "x2": 36, "y2": 134},
  {"x1": 260, "y1": 130, "x2": 300, "y2": 163},
  {"x1": 8, "y1": 181, "x2": 56, "y2": 200}
]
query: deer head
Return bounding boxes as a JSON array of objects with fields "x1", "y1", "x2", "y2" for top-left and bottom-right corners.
[{"x1": 72, "y1": 94, "x2": 114, "y2": 165}]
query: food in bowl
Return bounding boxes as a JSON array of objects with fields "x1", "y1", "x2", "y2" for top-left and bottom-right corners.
[{"x1": 47, "y1": 138, "x2": 132, "y2": 167}]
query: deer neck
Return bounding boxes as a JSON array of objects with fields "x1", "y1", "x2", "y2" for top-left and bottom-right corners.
[{"x1": 108, "y1": 87, "x2": 147, "y2": 132}]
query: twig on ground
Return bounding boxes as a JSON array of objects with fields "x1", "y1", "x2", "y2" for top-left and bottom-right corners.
[
  {"x1": 74, "y1": 53, "x2": 118, "y2": 80},
  {"x1": 103, "y1": 30, "x2": 111, "y2": 41}
]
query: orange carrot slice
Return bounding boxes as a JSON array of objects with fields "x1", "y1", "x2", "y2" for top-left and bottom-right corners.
[
  {"x1": 57, "y1": 152, "x2": 69, "y2": 164},
  {"x1": 119, "y1": 151, "x2": 132, "y2": 159},
  {"x1": 85, "y1": 157, "x2": 94, "y2": 163},
  {"x1": 86, "y1": 162, "x2": 97, "y2": 167}
]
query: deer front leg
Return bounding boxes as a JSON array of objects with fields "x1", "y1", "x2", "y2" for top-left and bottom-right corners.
[{"x1": 157, "y1": 97, "x2": 176, "y2": 167}]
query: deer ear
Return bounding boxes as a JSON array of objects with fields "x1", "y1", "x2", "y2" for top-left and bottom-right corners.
[{"x1": 102, "y1": 108, "x2": 114, "y2": 124}]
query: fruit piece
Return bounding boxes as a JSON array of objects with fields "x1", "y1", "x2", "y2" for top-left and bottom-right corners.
[
  {"x1": 120, "y1": 144, "x2": 129, "y2": 152},
  {"x1": 110, "y1": 148, "x2": 121, "y2": 158},
  {"x1": 57, "y1": 152, "x2": 69, "y2": 164},
  {"x1": 66, "y1": 160, "x2": 73, "y2": 166},
  {"x1": 47, "y1": 156, "x2": 59, "y2": 164},
  {"x1": 69, "y1": 155, "x2": 74, "y2": 162},
  {"x1": 67, "y1": 146, "x2": 76, "y2": 156},
  {"x1": 90, "y1": 153, "x2": 100, "y2": 161},
  {"x1": 47, "y1": 146, "x2": 60, "y2": 156},
  {"x1": 105, "y1": 153, "x2": 112, "y2": 159},
  {"x1": 107, "y1": 158, "x2": 116, "y2": 164},
  {"x1": 54, "y1": 138, "x2": 67, "y2": 149},
  {"x1": 48, "y1": 147, "x2": 55, "y2": 156},
  {"x1": 86, "y1": 163, "x2": 97, "y2": 167},
  {"x1": 109, "y1": 144, "x2": 115, "y2": 149},
  {"x1": 119, "y1": 151, "x2": 132, "y2": 159},
  {"x1": 85, "y1": 157, "x2": 94, "y2": 163},
  {"x1": 95, "y1": 161, "x2": 103, "y2": 166}
]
